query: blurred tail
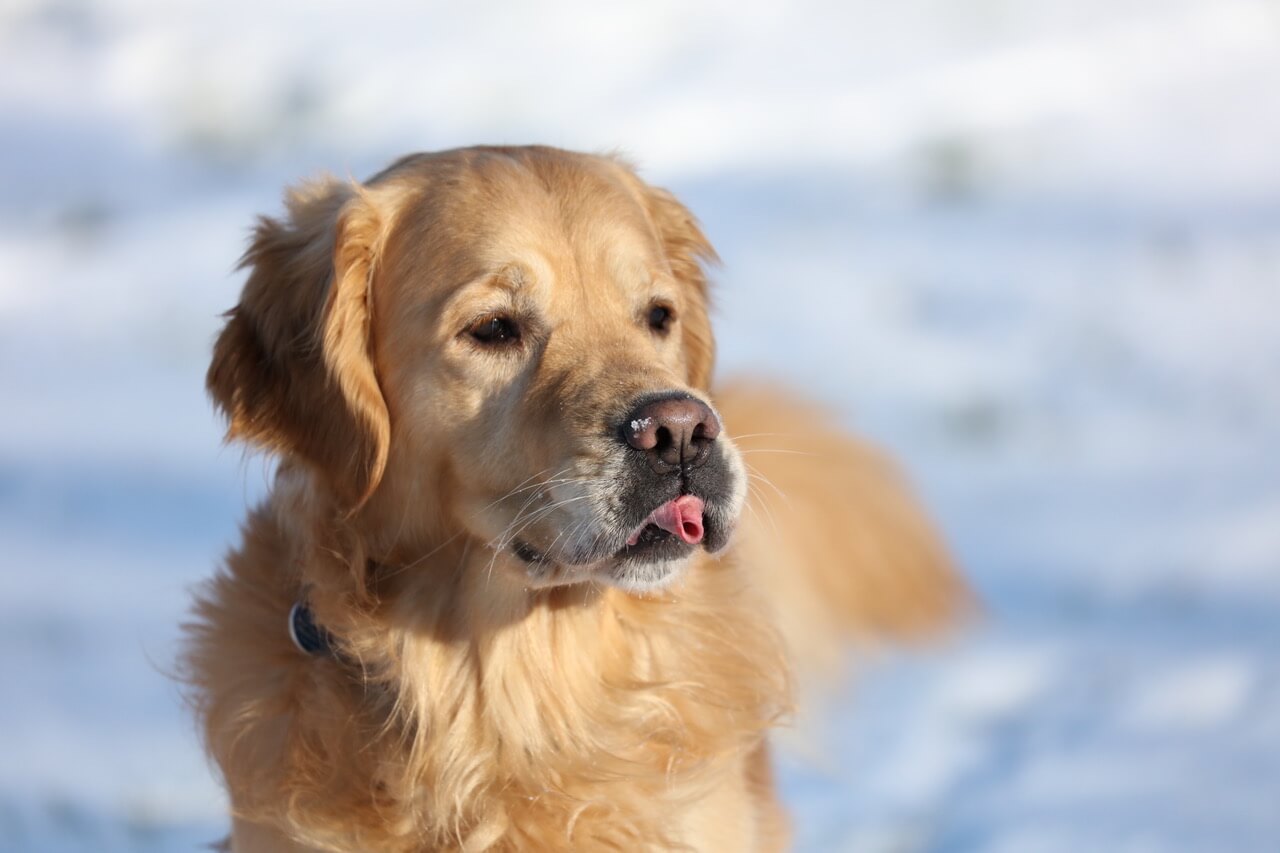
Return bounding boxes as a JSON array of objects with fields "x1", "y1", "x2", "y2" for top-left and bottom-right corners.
[{"x1": 717, "y1": 383, "x2": 969, "y2": 681}]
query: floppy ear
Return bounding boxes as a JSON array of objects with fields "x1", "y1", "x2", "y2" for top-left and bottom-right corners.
[
  {"x1": 207, "y1": 178, "x2": 392, "y2": 509},
  {"x1": 641, "y1": 186, "x2": 719, "y2": 391}
]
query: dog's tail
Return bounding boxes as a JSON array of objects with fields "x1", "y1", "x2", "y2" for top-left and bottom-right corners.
[{"x1": 716, "y1": 383, "x2": 969, "y2": 681}]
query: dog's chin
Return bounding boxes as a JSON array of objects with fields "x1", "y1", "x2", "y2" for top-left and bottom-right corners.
[
  {"x1": 511, "y1": 521, "x2": 721, "y2": 593},
  {"x1": 597, "y1": 555, "x2": 692, "y2": 593},
  {"x1": 510, "y1": 537, "x2": 697, "y2": 593},
  {"x1": 594, "y1": 527, "x2": 702, "y2": 591},
  {"x1": 524, "y1": 555, "x2": 694, "y2": 594}
]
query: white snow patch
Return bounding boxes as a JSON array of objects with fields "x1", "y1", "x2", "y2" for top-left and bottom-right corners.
[
  {"x1": 931, "y1": 647, "x2": 1057, "y2": 724},
  {"x1": 1122, "y1": 656, "x2": 1255, "y2": 732}
]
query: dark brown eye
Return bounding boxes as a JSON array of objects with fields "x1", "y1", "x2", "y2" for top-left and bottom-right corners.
[
  {"x1": 467, "y1": 314, "x2": 521, "y2": 346},
  {"x1": 647, "y1": 303, "x2": 675, "y2": 334}
]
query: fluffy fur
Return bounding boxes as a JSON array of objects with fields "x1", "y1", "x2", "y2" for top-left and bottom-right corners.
[{"x1": 185, "y1": 146, "x2": 964, "y2": 852}]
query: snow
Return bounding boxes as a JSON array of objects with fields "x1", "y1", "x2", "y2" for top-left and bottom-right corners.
[{"x1": 2, "y1": 0, "x2": 1279, "y2": 850}]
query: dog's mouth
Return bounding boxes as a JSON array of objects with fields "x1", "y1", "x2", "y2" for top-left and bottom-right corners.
[
  {"x1": 613, "y1": 493, "x2": 705, "y2": 559},
  {"x1": 511, "y1": 494, "x2": 727, "y2": 590}
]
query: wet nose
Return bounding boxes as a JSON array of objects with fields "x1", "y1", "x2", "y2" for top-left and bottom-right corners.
[{"x1": 621, "y1": 392, "x2": 722, "y2": 472}]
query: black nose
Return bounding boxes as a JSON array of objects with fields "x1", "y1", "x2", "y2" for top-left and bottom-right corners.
[{"x1": 621, "y1": 392, "x2": 722, "y2": 472}]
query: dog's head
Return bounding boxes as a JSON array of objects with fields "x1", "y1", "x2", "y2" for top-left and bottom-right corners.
[{"x1": 209, "y1": 147, "x2": 745, "y2": 592}]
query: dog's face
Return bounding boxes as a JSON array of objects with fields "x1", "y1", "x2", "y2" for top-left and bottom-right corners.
[{"x1": 209, "y1": 147, "x2": 745, "y2": 592}]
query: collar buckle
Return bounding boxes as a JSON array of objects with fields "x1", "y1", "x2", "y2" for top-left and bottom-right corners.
[{"x1": 288, "y1": 601, "x2": 333, "y2": 656}]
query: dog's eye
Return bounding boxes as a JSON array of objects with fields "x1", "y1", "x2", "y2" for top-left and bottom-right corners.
[
  {"x1": 647, "y1": 303, "x2": 675, "y2": 335},
  {"x1": 467, "y1": 314, "x2": 521, "y2": 346}
]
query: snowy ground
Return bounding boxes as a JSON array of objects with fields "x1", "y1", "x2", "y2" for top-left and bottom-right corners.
[{"x1": 1, "y1": 1, "x2": 1278, "y2": 850}]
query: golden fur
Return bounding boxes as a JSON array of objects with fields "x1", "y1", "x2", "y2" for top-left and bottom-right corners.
[{"x1": 185, "y1": 146, "x2": 964, "y2": 852}]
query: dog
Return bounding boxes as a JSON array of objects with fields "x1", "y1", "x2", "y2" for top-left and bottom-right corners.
[{"x1": 185, "y1": 146, "x2": 964, "y2": 851}]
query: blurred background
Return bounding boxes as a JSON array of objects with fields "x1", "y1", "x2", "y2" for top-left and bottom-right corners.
[{"x1": 2, "y1": 1, "x2": 1278, "y2": 850}]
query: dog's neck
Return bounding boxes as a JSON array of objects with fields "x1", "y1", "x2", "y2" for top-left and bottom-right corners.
[{"x1": 266, "y1": 480, "x2": 789, "y2": 850}]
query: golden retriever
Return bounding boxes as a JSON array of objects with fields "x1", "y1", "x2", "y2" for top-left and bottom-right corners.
[{"x1": 185, "y1": 146, "x2": 963, "y2": 852}]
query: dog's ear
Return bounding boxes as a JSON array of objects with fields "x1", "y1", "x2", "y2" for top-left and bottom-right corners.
[
  {"x1": 208, "y1": 178, "x2": 393, "y2": 509},
  {"x1": 641, "y1": 186, "x2": 719, "y2": 391}
]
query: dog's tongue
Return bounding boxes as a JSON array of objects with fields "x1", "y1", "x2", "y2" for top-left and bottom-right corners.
[{"x1": 631, "y1": 495, "x2": 705, "y2": 546}]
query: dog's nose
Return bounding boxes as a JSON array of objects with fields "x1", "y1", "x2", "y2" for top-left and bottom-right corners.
[{"x1": 621, "y1": 393, "x2": 722, "y2": 471}]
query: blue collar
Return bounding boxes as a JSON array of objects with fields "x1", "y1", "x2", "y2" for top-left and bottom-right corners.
[{"x1": 288, "y1": 601, "x2": 334, "y2": 656}]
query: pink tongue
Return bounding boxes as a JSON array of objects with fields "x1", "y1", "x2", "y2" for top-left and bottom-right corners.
[{"x1": 639, "y1": 495, "x2": 705, "y2": 545}]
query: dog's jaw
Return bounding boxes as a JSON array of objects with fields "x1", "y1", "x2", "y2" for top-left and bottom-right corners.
[
  {"x1": 601, "y1": 555, "x2": 695, "y2": 593},
  {"x1": 509, "y1": 546, "x2": 700, "y2": 594}
]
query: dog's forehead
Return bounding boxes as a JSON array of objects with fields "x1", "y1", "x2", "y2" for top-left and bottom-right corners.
[
  {"x1": 381, "y1": 151, "x2": 666, "y2": 305},
  {"x1": 480, "y1": 183, "x2": 657, "y2": 276}
]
